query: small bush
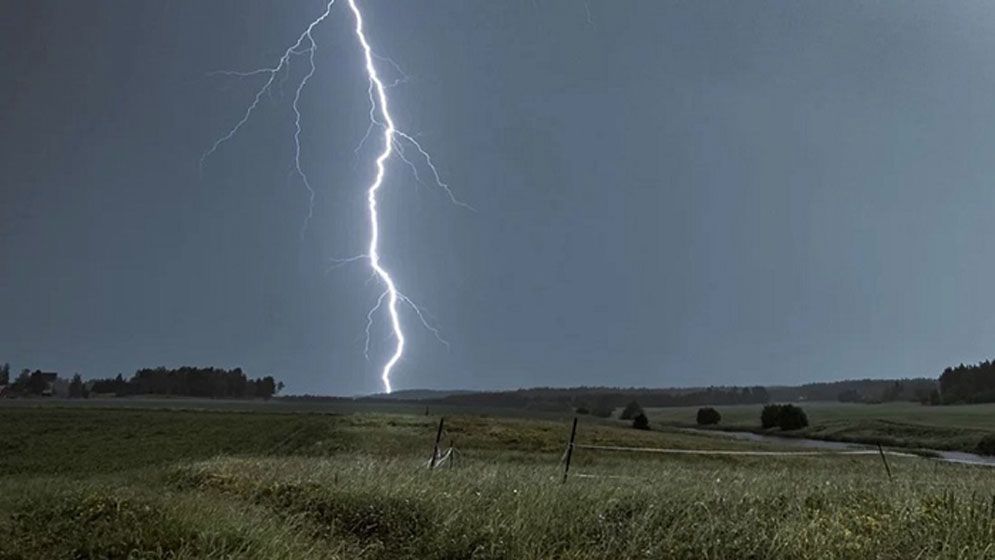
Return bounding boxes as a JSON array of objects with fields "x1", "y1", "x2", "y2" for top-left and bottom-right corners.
[
  {"x1": 696, "y1": 407, "x2": 721, "y2": 426},
  {"x1": 620, "y1": 401, "x2": 643, "y2": 420},
  {"x1": 760, "y1": 404, "x2": 809, "y2": 431},
  {"x1": 976, "y1": 434, "x2": 995, "y2": 456},
  {"x1": 632, "y1": 413, "x2": 650, "y2": 430},
  {"x1": 576, "y1": 406, "x2": 590, "y2": 415},
  {"x1": 761, "y1": 404, "x2": 782, "y2": 429},
  {"x1": 778, "y1": 405, "x2": 808, "y2": 430}
]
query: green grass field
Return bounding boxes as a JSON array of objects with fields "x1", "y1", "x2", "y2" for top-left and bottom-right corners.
[
  {"x1": 646, "y1": 401, "x2": 995, "y2": 453},
  {"x1": 1, "y1": 403, "x2": 993, "y2": 559}
]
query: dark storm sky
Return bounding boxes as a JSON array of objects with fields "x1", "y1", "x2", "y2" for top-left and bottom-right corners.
[{"x1": 3, "y1": 1, "x2": 995, "y2": 395}]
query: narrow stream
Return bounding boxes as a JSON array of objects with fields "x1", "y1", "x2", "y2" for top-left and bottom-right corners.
[{"x1": 680, "y1": 427, "x2": 995, "y2": 467}]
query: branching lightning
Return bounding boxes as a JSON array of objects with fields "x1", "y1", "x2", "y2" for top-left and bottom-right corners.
[
  {"x1": 201, "y1": 3, "x2": 333, "y2": 237},
  {"x1": 202, "y1": 0, "x2": 464, "y2": 394}
]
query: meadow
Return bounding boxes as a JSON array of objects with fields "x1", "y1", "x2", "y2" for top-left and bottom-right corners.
[
  {"x1": 1, "y1": 403, "x2": 993, "y2": 559},
  {"x1": 647, "y1": 401, "x2": 995, "y2": 454}
]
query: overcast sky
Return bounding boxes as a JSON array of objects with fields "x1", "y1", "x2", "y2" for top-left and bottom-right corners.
[{"x1": 3, "y1": 1, "x2": 995, "y2": 395}]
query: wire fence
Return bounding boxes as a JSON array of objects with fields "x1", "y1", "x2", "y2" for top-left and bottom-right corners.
[
  {"x1": 573, "y1": 443, "x2": 918, "y2": 458},
  {"x1": 420, "y1": 416, "x2": 994, "y2": 483}
]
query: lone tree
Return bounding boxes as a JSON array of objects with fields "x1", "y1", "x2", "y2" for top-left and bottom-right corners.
[
  {"x1": 0, "y1": 363, "x2": 9, "y2": 386},
  {"x1": 696, "y1": 407, "x2": 721, "y2": 426},
  {"x1": 632, "y1": 412, "x2": 650, "y2": 430},
  {"x1": 761, "y1": 404, "x2": 809, "y2": 431},
  {"x1": 68, "y1": 374, "x2": 86, "y2": 398},
  {"x1": 620, "y1": 400, "x2": 644, "y2": 420}
]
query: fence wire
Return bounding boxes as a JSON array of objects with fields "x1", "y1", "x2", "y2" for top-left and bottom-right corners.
[{"x1": 572, "y1": 443, "x2": 919, "y2": 458}]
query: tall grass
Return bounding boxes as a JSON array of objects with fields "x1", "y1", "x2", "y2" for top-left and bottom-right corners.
[
  {"x1": 1, "y1": 407, "x2": 993, "y2": 559},
  {"x1": 158, "y1": 454, "x2": 995, "y2": 560}
]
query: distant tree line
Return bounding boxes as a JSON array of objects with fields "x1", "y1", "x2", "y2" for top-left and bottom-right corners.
[
  {"x1": 279, "y1": 395, "x2": 352, "y2": 402},
  {"x1": 766, "y1": 378, "x2": 937, "y2": 404},
  {"x1": 90, "y1": 367, "x2": 283, "y2": 399},
  {"x1": 68, "y1": 374, "x2": 87, "y2": 398},
  {"x1": 938, "y1": 361, "x2": 995, "y2": 404},
  {"x1": 0, "y1": 363, "x2": 283, "y2": 400},
  {"x1": 434, "y1": 386, "x2": 771, "y2": 411}
]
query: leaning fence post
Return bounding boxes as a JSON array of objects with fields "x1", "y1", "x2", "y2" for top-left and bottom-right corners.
[
  {"x1": 877, "y1": 444, "x2": 893, "y2": 481},
  {"x1": 562, "y1": 417, "x2": 578, "y2": 483},
  {"x1": 429, "y1": 417, "x2": 445, "y2": 469}
]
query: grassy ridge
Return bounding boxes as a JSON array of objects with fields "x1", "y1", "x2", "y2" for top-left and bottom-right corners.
[{"x1": 1, "y1": 406, "x2": 994, "y2": 559}]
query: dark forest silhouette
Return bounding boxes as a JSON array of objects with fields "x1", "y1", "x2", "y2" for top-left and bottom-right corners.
[
  {"x1": 1, "y1": 365, "x2": 282, "y2": 400},
  {"x1": 939, "y1": 361, "x2": 995, "y2": 404},
  {"x1": 90, "y1": 367, "x2": 283, "y2": 399},
  {"x1": 4, "y1": 359, "x2": 995, "y2": 406},
  {"x1": 431, "y1": 386, "x2": 773, "y2": 411}
]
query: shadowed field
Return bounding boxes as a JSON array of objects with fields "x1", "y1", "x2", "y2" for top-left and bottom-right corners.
[{"x1": 1, "y1": 405, "x2": 993, "y2": 559}]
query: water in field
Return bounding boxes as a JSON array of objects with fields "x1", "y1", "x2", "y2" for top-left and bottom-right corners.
[{"x1": 681, "y1": 427, "x2": 995, "y2": 467}]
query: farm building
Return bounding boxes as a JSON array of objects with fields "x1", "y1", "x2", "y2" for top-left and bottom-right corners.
[{"x1": 37, "y1": 372, "x2": 59, "y2": 396}]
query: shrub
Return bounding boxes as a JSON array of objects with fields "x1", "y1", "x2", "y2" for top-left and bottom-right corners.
[
  {"x1": 696, "y1": 407, "x2": 721, "y2": 425},
  {"x1": 632, "y1": 413, "x2": 650, "y2": 430},
  {"x1": 576, "y1": 406, "x2": 590, "y2": 415},
  {"x1": 620, "y1": 401, "x2": 643, "y2": 420},
  {"x1": 760, "y1": 404, "x2": 809, "y2": 431},
  {"x1": 778, "y1": 405, "x2": 808, "y2": 430},
  {"x1": 761, "y1": 404, "x2": 782, "y2": 429},
  {"x1": 976, "y1": 434, "x2": 995, "y2": 456}
]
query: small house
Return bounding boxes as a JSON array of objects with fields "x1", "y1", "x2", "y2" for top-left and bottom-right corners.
[{"x1": 37, "y1": 372, "x2": 58, "y2": 396}]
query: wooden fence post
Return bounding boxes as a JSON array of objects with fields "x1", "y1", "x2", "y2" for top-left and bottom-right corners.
[
  {"x1": 562, "y1": 417, "x2": 578, "y2": 483},
  {"x1": 429, "y1": 417, "x2": 445, "y2": 469},
  {"x1": 877, "y1": 444, "x2": 893, "y2": 481}
]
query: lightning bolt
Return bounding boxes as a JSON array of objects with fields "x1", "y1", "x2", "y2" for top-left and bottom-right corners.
[
  {"x1": 350, "y1": 0, "x2": 406, "y2": 394},
  {"x1": 203, "y1": 0, "x2": 462, "y2": 395}
]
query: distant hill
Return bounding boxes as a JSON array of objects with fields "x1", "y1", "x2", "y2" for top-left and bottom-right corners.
[
  {"x1": 370, "y1": 378, "x2": 938, "y2": 412},
  {"x1": 422, "y1": 385, "x2": 770, "y2": 410},
  {"x1": 766, "y1": 378, "x2": 936, "y2": 403},
  {"x1": 361, "y1": 389, "x2": 479, "y2": 401}
]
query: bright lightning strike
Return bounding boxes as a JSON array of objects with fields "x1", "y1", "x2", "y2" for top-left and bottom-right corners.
[
  {"x1": 346, "y1": 0, "x2": 405, "y2": 395},
  {"x1": 203, "y1": 0, "x2": 464, "y2": 394}
]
